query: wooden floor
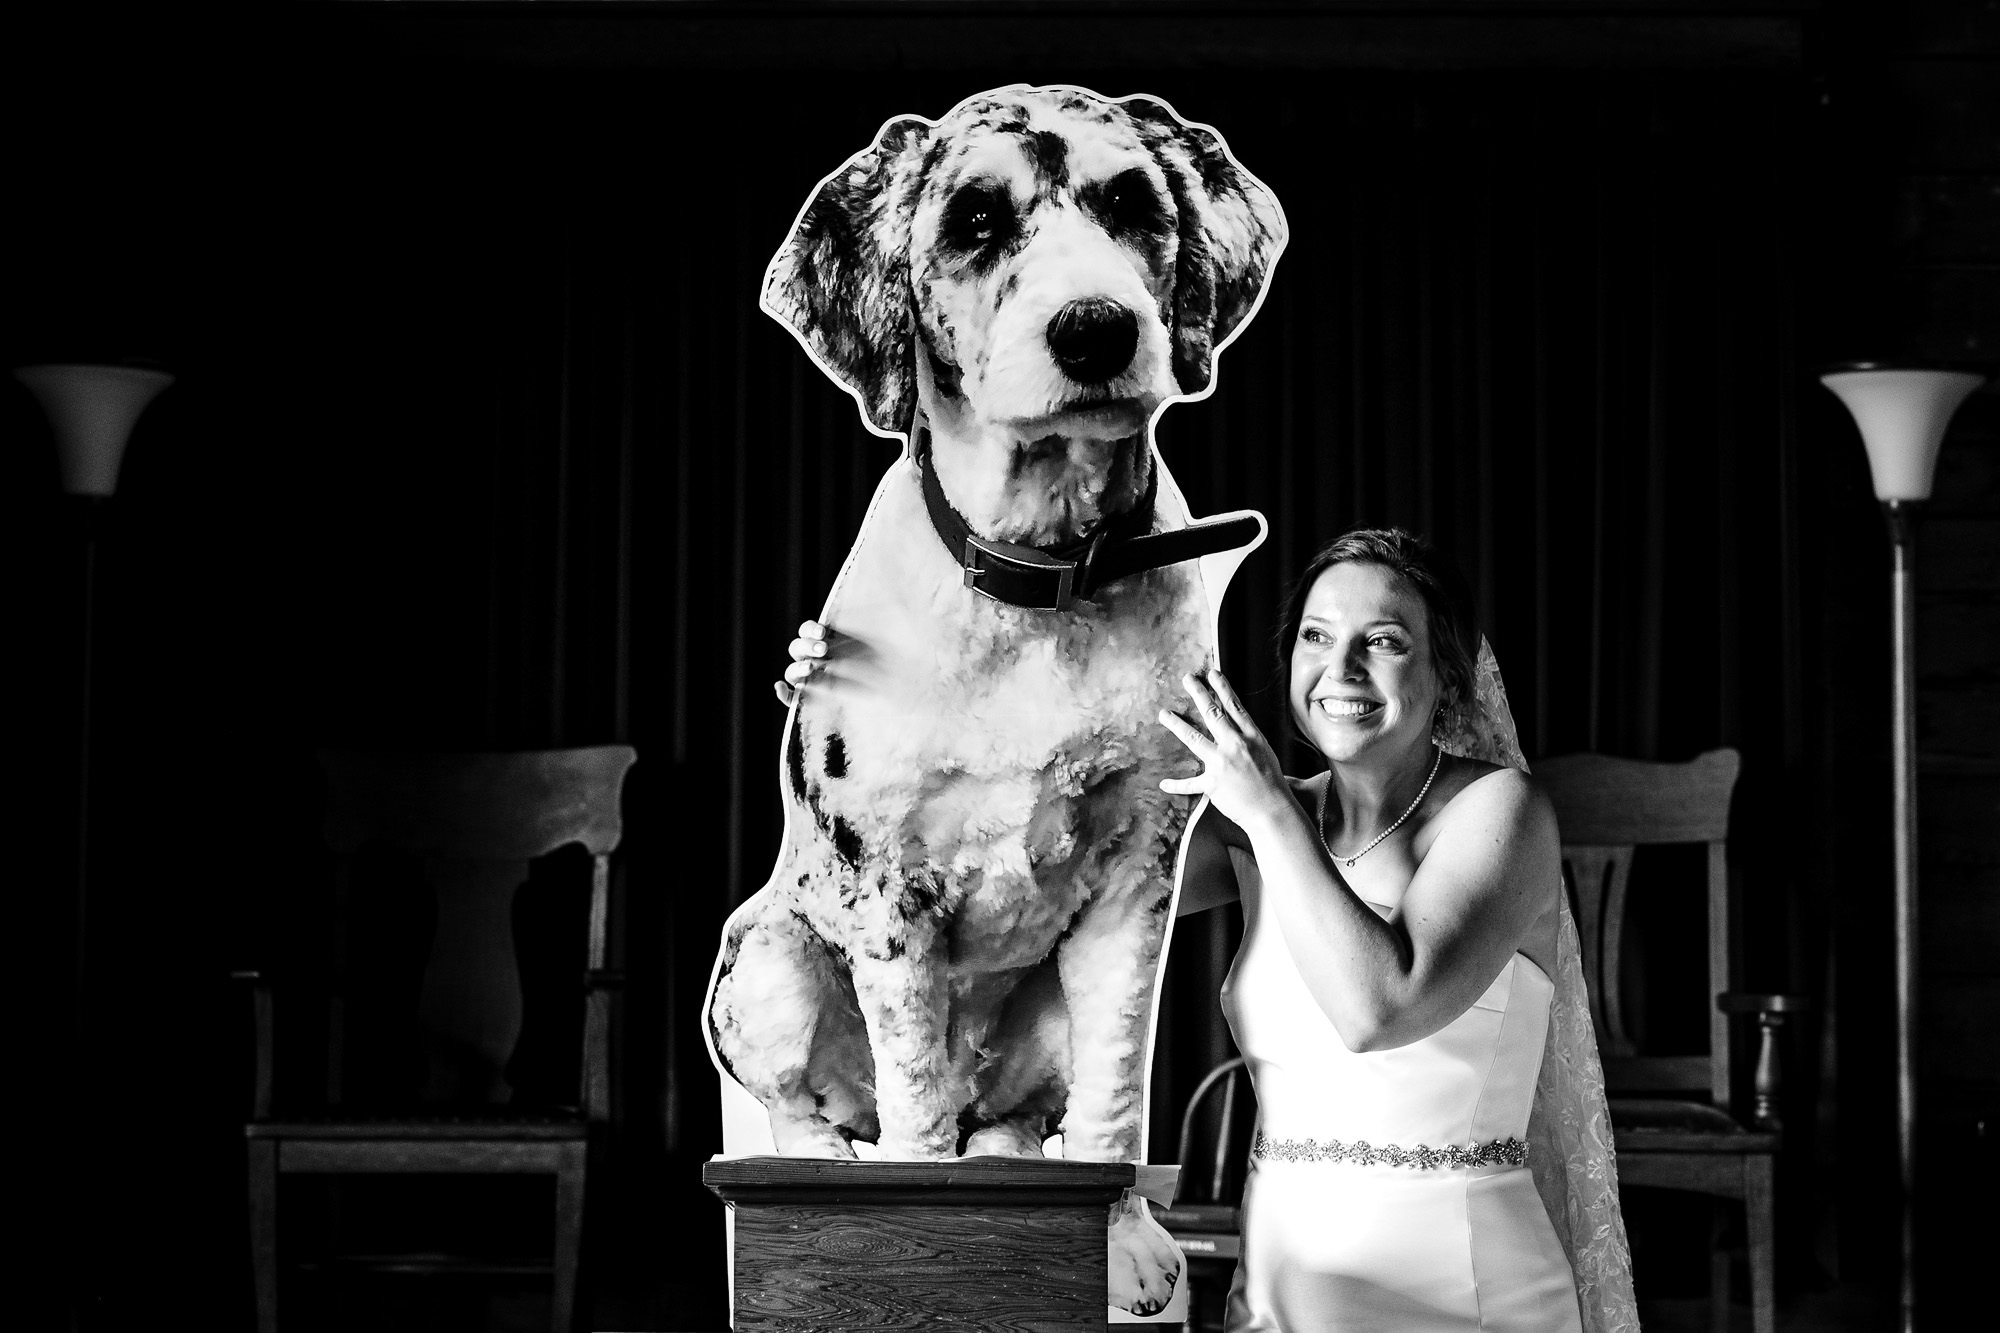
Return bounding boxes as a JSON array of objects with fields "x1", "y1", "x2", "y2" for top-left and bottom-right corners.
[
  {"x1": 396, "y1": 1282, "x2": 1914, "y2": 1333},
  {"x1": 298, "y1": 1270, "x2": 1915, "y2": 1332}
]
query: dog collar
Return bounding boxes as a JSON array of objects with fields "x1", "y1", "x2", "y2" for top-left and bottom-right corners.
[{"x1": 916, "y1": 430, "x2": 1261, "y2": 612}]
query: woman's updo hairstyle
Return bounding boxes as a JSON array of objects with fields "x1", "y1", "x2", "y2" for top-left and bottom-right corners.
[{"x1": 1275, "y1": 527, "x2": 1482, "y2": 720}]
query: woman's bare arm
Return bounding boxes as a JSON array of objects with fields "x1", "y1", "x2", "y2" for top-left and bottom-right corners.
[
  {"x1": 1161, "y1": 669, "x2": 1558, "y2": 1051},
  {"x1": 1174, "y1": 801, "x2": 1244, "y2": 917},
  {"x1": 1244, "y1": 766, "x2": 1558, "y2": 1050}
]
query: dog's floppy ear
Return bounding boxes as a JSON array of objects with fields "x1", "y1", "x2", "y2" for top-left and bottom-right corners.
[
  {"x1": 1126, "y1": 99, "x2": 1287, "y2": 397},
  {"x1": 762, "y1": 117, "x2": 933, "y2": 438}
]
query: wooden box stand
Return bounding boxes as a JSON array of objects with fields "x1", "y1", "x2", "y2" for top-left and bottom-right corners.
[{"x1": 703, "y1": 1156, "x2": 1136, "y2": 1331}]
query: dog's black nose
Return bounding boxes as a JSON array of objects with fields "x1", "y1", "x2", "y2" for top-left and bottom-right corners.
[{"x1": 1046, "y1": 298, "x2": 1139, "y2": 384}]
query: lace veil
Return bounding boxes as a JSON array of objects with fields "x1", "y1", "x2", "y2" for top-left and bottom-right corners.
[{"x1": 1434, "y1": 639, "x2": 1641, "y2": 1333}]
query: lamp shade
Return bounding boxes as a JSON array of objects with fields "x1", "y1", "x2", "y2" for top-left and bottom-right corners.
[
  {"x1": 13, "y1": 362, "x2": 175, "y2": 497},
  {"x1": 1820, "y1": 365, "x2": 1986, "y2": 503}
]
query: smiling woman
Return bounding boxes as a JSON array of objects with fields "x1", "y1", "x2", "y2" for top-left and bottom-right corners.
[
  {"x1": 1153, "y1": 526, "x2": 1632, "y2": 1332},
  {"x1": 1164, "y1": 530, "x2": 1561, "y2": 1047},
  {"x1": 1281, "y1": 528, "x2": 1482, "y2": 751}
]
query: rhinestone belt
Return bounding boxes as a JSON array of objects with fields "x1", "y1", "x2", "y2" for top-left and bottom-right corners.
[{"x1": 1253, "y1": 1133, "x2": 1529, "y2": 1170}]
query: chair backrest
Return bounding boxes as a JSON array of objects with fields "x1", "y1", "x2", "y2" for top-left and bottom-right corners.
[
  {"x1": 1534, "y1": 748, "x2": 1739, "y2": 1106},
  {"x1": 316, "y1": 746, "x2": 637, "y2": 1109},
  {"x1": 1176, "y1": 1057, "x2": 1254, "y2": 1208}
]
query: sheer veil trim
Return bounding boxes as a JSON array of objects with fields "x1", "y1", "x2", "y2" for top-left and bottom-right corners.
[{"x1": 1435, "y1": 638, "x2": 1641, "y2": 1333}]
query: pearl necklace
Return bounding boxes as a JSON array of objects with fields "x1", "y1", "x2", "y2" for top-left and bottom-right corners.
[{"x1": 1317, "y1": 745, "x2": 1442, "y2": 869}]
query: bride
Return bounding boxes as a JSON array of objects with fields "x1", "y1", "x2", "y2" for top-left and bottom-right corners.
[
  {"x1": 1160, "y1": 527, "x2": 1635, "y2": 1331},
  {"x1": 777, "y1": 526, "x2": 1637, "y2": 1332}
]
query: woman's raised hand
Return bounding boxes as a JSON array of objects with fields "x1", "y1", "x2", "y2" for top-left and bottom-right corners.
[
  {"x1": 774, "y1": 620, "x2": 829, "y2": 707},
  {"x1": 1159, "y1": 669, "x2": 1293, "y2": 830}
]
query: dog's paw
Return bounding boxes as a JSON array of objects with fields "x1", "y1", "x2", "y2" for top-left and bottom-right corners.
[
  {"x1": 769, "y1": 1116, "x2": 858, "y2": 1159},
  {"x1": 1106, "y1": 1192, "x2": 1183, "y2": 1317},
  {"x1": 962, "y1": 1122, "x2": 1047, "y2": 1158}
]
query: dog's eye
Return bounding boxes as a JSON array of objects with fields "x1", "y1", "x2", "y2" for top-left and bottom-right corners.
[
  {"x1": 941, "y1": 185, "x2": 1016, "y2": 254},
  {"x1": 1089, "y1": 169, "x2": 1169, "y2": 237}
]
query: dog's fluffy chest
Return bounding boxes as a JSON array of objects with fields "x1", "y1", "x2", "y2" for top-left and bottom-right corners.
[
  {"x1": 782, "y1": 459, "x2": 1209, "y2": 948},
  {"x1": 799, "y1": 459, "x2": 1208, "y2": 775}
]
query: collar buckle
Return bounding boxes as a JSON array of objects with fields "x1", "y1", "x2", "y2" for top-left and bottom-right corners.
[{"x1": 962, "y1": 536, "x2": 1078, "y2": 611}]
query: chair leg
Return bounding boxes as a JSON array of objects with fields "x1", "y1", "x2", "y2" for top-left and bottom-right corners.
[
  {"x1": 1745, "y1": 1155, "x2": 1777, "y2": 1333},
  {"x1": 1708, "y1": 1201, "x2": 1732, "y2": 1333},
  {"x1": 248, "y1": 1140, "x2": 279, "y2": 1333},
  {"x1": 551, "y1": 1141, "x2": 588, "y2": 1333}
]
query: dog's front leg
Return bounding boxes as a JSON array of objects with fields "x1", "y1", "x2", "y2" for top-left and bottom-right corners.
[
  {"x1": 1058, "y1": 883, "x2": 1183, "y2": 1315},
  {"x1": 1055, "y1": 890, "x2": 1166, "y2": 1162},
  {"x1": 851, "y1": 924, "x2": 958, "y2": 1159}
]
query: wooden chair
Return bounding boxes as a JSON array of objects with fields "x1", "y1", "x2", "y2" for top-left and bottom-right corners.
[
  {"x1": 1157, "y1": 1056, "x2": 1254, "y2": 1333},
  {"x1": 1536, "y1": 748, "x2": 1807, "y2": 1333},
  {"x1": 237, "y1": 745, "x2": 637, "y2": 1333}
]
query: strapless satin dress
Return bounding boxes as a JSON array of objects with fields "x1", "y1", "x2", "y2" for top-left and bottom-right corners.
[{"x1": 1220, "y1": 847, "x2": 1584, "y2": 1332}]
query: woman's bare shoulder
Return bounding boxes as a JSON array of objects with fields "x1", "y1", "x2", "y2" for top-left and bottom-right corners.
[
  {"x1": 1421, "y1": 760, "x2": 1557, "y2": 857},
  {"x1": 1442, "y1": 757, "x2": 1537, "y2": 809}
]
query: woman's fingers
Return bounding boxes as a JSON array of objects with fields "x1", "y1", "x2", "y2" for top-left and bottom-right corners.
[
  {"x1": 1181, "y1": 671, "x2": 1238, "y2": 739},
  {"x1": 777, "y1": 623, "x2": 828, "y2": 707},
  {"x1": 1157, "y1": 709, "x2": 1218, "y2": 794},
  {"x1": 1205, "y1": 668, "x2": 1261, "y2": 737},
  {"x1": 1168, "y1": 704, "x2": 1224, "y2": 768},
  {"x1": 774, "y1": 661, "x2": 810, "y2": 709},
  {"x1": 1157, "y1": 708, "x2": 1215, "y2": 755}
]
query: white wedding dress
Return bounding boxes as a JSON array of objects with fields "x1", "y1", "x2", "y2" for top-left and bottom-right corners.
[
  {"x1": 1217, "y1": 642, "x2": 1637, "y2": 1333},
  {"x1": 1222, "y1": 846, "x2": 1582, "y2": 1332}
]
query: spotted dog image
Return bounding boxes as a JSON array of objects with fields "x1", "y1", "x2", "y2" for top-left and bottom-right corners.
[{"x1": 704, "y1": 85, "x2": 1284, "y2": 1315}]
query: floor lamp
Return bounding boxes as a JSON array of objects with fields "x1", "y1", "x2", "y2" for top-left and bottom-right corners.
[
  {"x1": 14, "y1": 361, "x2": 175, "y2": 1020},
  {"x1": 1818, "y1": 362, "x2": 1985, "y2": 1333},
  {"x1": 12, "y1": 362, "x2": 173, "y2": 1328}
]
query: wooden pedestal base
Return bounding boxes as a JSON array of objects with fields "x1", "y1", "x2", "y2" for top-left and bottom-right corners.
[{"x1": 703, "y1": 1156, "x2": 1135, "y2": 1331}]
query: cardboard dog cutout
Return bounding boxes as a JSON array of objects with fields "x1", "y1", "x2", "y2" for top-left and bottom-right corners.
[{"x1": 703, "y1": 85, "x2": 1285, "y2": 1316}]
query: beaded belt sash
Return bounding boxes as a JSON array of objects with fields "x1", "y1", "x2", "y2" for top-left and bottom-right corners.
[{"x1": 1253, "y1": 1133, "x2": 1529, "y2": 1170}]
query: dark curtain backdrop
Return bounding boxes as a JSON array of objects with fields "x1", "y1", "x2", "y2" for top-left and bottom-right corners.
[
  {"x1": 266, "y1": 61, "x2": 1827, "y2": 1151},
  {"x1": 8, "y1": 36, "x2": 1895, "y2": 1329}
]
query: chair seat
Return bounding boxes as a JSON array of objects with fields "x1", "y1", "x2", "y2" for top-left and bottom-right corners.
[
  {"x1": 248, "y1": 1111, "x2": 587, "y2": 1140},
  {"x1": 1610, "y1": 1097, "x2": 1776, "y2": 1153},
  {"x1": 1156, "y1": 1201, "x2": 1239, "y2": 1233},
  {"x1": 1159, "y1": 1200, "x2": 1243, "y2": 1264},
  {"x1": 1169, "y1": 1230, "x2": 1243, "y2": 1260}
]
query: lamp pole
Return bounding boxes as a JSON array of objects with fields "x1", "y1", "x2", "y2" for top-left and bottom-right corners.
[
  {"x1": 1885, "y1": 492, "x2": 1919, "y2": 1333},
  {"x1": 1820, "y1": 363, "x2": 1985, "y2": 1333}
]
